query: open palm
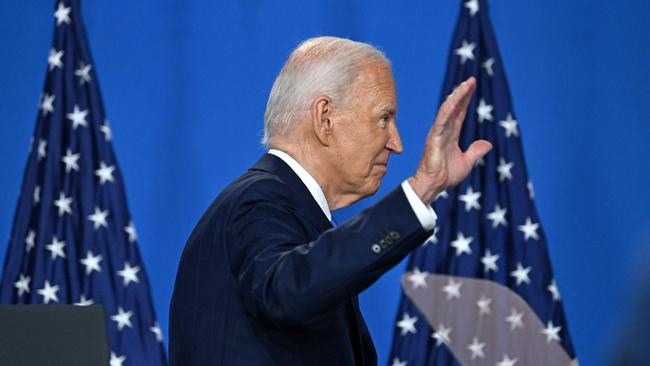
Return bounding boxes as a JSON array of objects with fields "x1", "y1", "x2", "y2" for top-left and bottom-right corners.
[{"x1": 409, "y1": 77, "x2": 492, "y2": 204}]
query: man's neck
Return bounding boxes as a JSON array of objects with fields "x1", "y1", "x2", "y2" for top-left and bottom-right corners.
[{"x1": 269, "y1": 143, "x2": 363, "y2": 211}]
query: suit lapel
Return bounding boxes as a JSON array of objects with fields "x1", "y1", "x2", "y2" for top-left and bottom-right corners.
[
  {"x1": 249, "y1": 153, "x2": 332, "y2": 234},
  {"x1": 251, "y1": 153, "x2": 376, "y2": 364}
]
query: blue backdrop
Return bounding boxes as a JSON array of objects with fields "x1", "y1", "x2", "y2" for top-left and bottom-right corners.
[{"x1": 1, "y1": 1, "x2": 649, "y2": 365}]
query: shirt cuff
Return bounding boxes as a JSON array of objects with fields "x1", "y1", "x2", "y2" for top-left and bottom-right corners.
[{"x1": 401, "y1": 180, "x2": 437, "y2": 231}]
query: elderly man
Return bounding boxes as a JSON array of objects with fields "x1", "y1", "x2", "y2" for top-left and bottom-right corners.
[{"x1": 169, "y1": 36, "x2": 491, "y2": 365}]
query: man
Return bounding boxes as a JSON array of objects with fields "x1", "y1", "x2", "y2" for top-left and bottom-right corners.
[{"x1": 169, "y1": 36, "x2": 491, "y2": 365}]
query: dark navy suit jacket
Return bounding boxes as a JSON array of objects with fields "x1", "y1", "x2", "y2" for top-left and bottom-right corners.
[{"x1": 169, "y1": 153, "x2": 432, "y2": 365}]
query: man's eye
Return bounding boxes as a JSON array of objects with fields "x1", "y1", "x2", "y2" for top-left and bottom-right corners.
[{"x1": 379, "y1": 114, "x2": 390, "y2": 127}]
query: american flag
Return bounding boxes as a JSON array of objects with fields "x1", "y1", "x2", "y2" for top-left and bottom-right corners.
[
  {"x1": 388, "y1": 1, "x2": 577, "y2": 365},
  {"x1": 0, "y1": 1, "x2": 167, "y2": 365}
]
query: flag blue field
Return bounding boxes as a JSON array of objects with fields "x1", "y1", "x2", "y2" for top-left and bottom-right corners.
[
  {"x1": 389, "y1": 1, "x2": 577, "y2": 365},
  {"x1": 0, "y1": 1, "x2": 167, "y2": 365}
]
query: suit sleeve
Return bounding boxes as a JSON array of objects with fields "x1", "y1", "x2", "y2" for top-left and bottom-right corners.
[{"x1": 226, "y1": 183, "x2": 433, "y2": 328}]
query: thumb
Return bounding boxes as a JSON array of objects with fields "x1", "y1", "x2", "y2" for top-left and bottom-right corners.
[{"x1": 464, "y1": 140, "x2": 493, "y2": 166}]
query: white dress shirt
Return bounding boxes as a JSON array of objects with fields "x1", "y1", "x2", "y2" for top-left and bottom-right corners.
[{"x1": 268, "y1": 149, "x2": 437, "y2": 230}]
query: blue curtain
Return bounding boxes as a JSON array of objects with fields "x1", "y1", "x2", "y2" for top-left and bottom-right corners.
[{"x1": 1, "y1": 1, "x2": 649, "y2": 365}]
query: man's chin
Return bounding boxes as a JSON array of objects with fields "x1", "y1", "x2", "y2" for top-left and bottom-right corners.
[
  {"x1": 355, "y1": 171, "x2": 386, "y2": 200},
  {"x1": 366, "y1": 177, "x2": 383, "y2": 196}
]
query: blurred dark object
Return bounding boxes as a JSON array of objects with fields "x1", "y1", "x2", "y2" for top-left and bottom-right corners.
[
  {"x1": 610, "y1": 261, "x2": 650, "y2": 365},
  {"x1": 0, "y1": 305, "x2": 108, "y2": 365}
]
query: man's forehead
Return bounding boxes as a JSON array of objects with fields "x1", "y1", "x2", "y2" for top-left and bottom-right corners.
[
  {"x1": 352, "y1": 63, "x2": 396, "y2": 100},
  {"x1": 355, "y1": 62, "x2": 394, "y2": 85}
]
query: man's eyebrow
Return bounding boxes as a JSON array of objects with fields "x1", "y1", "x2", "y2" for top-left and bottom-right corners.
[{"x1": 380, "y1": 107, "x2": 396, "y2": 115}]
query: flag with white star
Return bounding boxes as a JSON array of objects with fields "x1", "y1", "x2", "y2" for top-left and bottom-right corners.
[
  {"x1": 0, "y1": 1, "x2": 167, "y2": 365},
  {"x1": 389, "y1": 1, "x2": 576, "y2": 365}
]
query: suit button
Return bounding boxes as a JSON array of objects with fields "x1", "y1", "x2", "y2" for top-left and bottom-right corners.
[
  {"x1": 371, "y1": 244, "x2": 381, "y2": 254},
  {"x1": 389, "y1": 231, "x2": 400, "y2": 240}
]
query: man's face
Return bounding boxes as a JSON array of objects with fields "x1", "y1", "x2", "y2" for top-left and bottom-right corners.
[{"x1": 329, "y1": 62, "x2": 403, "y2": 198}]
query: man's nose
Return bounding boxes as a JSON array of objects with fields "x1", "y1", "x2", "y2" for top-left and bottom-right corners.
[{"x1": 386, "y1": 122, "x2": 404, "y2": 154}]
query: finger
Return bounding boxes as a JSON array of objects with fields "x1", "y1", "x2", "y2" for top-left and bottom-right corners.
[
  {"x1": 463, "y1": 139, "x2": 492, "y2": 166},
  {"x1": 456, "y1": 77, "x2": 476, "y2": 122},
  {"x1": 436, "y1": 77, "x2": 476, "y2": 130},
  {"x1": 450, "y1": 79, "x2": 476, "y2": 141},
  {"x1": 445, "y1": 76, "x2": 476, "y2": 103}
]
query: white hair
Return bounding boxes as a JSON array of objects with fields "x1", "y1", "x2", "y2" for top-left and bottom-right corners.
[{"x1": 262, "y1": 36, "x2": 390, "y2": 146}]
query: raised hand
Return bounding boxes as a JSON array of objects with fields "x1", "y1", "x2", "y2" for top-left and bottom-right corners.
[{"x1": 408, "y1": 77, "x2": 492, "y2": 205}]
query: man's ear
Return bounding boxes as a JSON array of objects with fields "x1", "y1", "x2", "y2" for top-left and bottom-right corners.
[{"x1": 310, "y1": 96, "x2": 333, "y2": 146}]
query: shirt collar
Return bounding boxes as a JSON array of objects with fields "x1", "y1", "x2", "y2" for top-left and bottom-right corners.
[{"x1": 267, "y1": 149, "x2": 332, "y2": 221}]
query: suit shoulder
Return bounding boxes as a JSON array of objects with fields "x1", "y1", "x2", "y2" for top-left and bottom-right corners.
[
  {"x1": 183, "y1": 169, "x2": 293, "y2": 249},
  {"x1": 223, "y1": 169, "x2": 293, "y2": 204}
]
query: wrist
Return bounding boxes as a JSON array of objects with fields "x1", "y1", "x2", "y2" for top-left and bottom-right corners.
[{"x1": 407, "y1": 175, "x2": 444, "y2": 206}]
